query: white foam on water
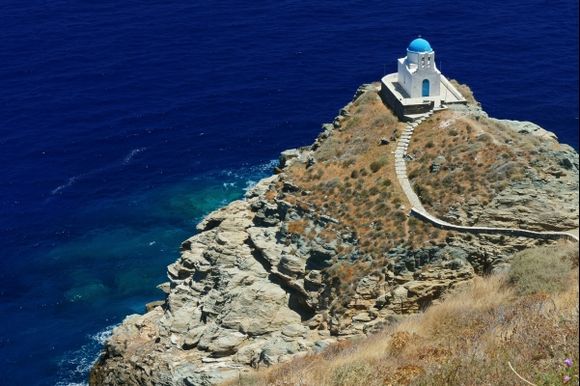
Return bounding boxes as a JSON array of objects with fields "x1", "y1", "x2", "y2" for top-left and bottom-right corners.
[
  {"x1": 243, "y1": 179, "x2": 257, "y2": 192},
  {"x1": 50, "y1": 147, "x2": 148, "y2": 196},
  {"x1": 123, "y1": 147, "x2": 147, "y2": 165},
  {"x1": 52, "y1": 159, "x2": 278, "y2": 384},
  {"x1": 218, "y1": 159, "x2": 277, "y2": 185},
  {"x1": 90, "y1": 325, "x2": 115, "y2": 345},
  {"x1": 55, "y1": 324, "x2": 116, "y2": 386},
  {"x1": 51, "y1": 176, "x2": 80, "y2": 195}
]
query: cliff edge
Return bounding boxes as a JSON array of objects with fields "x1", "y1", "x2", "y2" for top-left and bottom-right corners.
[{"x1": 90, "y1": 82, "x2": 579, "y2": 385}]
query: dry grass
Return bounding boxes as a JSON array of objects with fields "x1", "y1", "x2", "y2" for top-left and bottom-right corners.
[
  {"x1": 286, "y1": 220, "x2": 309, "y2": 235},
  {"x1": 263, "y1": 86, "x2": 453, "y2": 313},
  {"x1": 228, "y1": 243, "x2": 579, "y2": 386},
  {"x1": 449, "y1": 79, "x2": 477, "y2": 105},
  {"x1": 405, "y1": 108, "x2": 561, "y2": 228},
  {"x1": 280, "y1": 85, "x2": 449, "y2": 255},
  {"x1": 509, "y1": 243, "x2": 578, "y2": 295}
]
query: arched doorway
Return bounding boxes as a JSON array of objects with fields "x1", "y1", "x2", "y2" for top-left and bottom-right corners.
[{"x1": 422, "y1": 79, "x2": 430, "y2": 97}]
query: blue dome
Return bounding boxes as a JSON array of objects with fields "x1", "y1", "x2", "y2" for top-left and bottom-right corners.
[{"x1": 407, "y1": 38, "x2": 433, "y2": 53}]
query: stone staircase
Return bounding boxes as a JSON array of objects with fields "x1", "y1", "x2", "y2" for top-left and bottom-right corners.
[
  {"x1": 393, "y1": 112, "x2": 433, "y2": 213},
  {"x1": 391, "y1": 111, "x2": 578, "y2": 242}
]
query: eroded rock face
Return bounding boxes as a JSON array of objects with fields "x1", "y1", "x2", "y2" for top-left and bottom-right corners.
[
  {"x1": 90, "y1": 179, "x2": 470, "y2": 385},
  {"x1": 89, "y1": 178, "x2": 485, "y2": 386},
  {"x1": 90, "y1": 84, "x2": 578, "y2": 385},
  {"x1": 437, "y1": 106, "x2": 580, "y2": 231},
  {"x1": 91, "y1": 179, "x2": 343, "y2": 385}
]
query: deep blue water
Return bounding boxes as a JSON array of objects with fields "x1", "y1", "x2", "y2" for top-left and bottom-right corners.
[{"x1": 0, "y1": 1, "x2": 577, "y2": 385}]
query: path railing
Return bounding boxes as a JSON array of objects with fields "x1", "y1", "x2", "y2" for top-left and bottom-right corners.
[{"x1": 393, "y1": 113, "x2": 579, "y2": 243}]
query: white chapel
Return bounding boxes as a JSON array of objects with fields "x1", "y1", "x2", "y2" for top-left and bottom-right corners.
[{"x1": 379, "y1": 37, "x2": 466, "y2": 121}]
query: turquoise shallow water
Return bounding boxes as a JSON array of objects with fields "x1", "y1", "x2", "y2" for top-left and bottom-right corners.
[
  {"x1": 0, "y1": 0, "x2": 577, "y2": 384},
  {"x1": 1, "y1": 159, "x2": 277, "y2": 386}
]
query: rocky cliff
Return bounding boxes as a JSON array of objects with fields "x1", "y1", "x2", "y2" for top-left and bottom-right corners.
[{"x1": 90, "y1": 83, "x2": 579, "y2": 386}]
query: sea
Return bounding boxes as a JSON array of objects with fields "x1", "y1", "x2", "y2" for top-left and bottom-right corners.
[{"x1": 0, "y1": 1, "x2": 577, "y2": 385}]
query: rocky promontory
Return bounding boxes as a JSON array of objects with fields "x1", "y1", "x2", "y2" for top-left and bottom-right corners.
[{"x1": 90, "y1": 82, "x2": 578, "y2": 385}]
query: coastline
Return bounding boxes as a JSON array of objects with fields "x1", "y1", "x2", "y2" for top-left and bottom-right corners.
[{"x1": 90, "y1": 83, "x2": 579, "y2": 385}]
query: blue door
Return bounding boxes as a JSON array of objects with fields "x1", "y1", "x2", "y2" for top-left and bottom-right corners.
[{"x1": 422, "y1": 79, "x2": 430, "y2": 97}]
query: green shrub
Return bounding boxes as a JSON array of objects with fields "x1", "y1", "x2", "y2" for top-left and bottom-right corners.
[
  {"x1": 331, "y1": 362, "x2": 373, "y2": 386},
  {"x1": 441, "y1": 175, "x2": 454, "y2": 188},
  {"x1": 342, "y1": 158, "x2": 356, "y2": 168},
  {"x1": 344, "y1": 116, "x2": 361, "y2": 131},
  {"x1": 368, "y1": 186, "x2": 379, "y2": 196},
  {"x1": 508, "y1": 244, "x2": 577, "y2": 295},
  {"x1": 369, "y1": 156, "x2": 388, "y2": 173},
  {"x1": 414, "y1": 184, "x2": 433, "y2": 205},
  {"x1": 408, "y1": 169, "x2": 419, "y2": 179},
  {"x1": 393, "y1": 211, "x2": 406, "y2": 222}
]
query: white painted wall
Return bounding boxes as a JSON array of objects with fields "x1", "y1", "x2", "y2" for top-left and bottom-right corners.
[{"x1": 397, "y1": 50, "x2": 441, "y2": 99}]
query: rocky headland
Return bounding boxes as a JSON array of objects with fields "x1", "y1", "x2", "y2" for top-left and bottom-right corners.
[{"x1": 90, "y1": 82, "x2": 579, "y2": 385}]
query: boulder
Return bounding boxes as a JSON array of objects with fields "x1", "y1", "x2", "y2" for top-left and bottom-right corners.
[
  {"x1": 279, "y1": 149, "x2": 301, "y2": 169},
  {"x1": 430, "y1": 155, "x2": 446, "y2": 173}
]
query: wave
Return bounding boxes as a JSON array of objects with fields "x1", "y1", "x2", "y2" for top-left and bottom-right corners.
[
  {"x1": 212, "y1": 158, "x2": 277, "y2": 194},
  {"x1": 90, "y1": 324, "x2": 115, "y2": 345},
  {"x1": 50, "y1": 147, "x2": 148, "y2": 196},
  {"x1": 123, "y1": 147, "x2": 147, "y2": 165},
  {"x1": 218, "y1": 158, "x2": 277, "y2": 181},
  {"x1": 55, "y1": 324, "x2": 116, "y2": 386},
  {"x1": 51, "y1": 176, "x2": 80, "y2": 195},
  {"x1": 242, "y1": 159, "x2": 278, "y2": 191}
]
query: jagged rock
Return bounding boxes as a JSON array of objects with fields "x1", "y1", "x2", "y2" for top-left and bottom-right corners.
[
  {"x1": 278, "y1": 149, "x2": 301, "y2": 169},
  {"x1": 495, "y1": 119, "x2": 558, "y2": 141},
  {"x1": 157, "y1": 282, "x2": 171, "y2": 294},
  {"x1": 145, "y1": 300, "x2": 164, "y2": 312},
  {"x1": 312, "y1": 339, "x2": 336, "y2": 353},
  {"x1": 318, "y1": 214, "x2": 339, "y2": 225},
  {"x1": 559, "y1": 155, "x2": 576, "y2": 170},
  {"x1": 233, "y1": 340, "x2": 265, "y2": 365},
  {"x1": 430, "y1": 155, "x2": 446, "y2": 173},
  {"x1": 91, "y1": 197, "x2": 328, "y2": 386},
  {"x1": 339, "y1": 106, "x2": 351, "y2": 117},
  {"x1": 251, "y1": 199, "x2": 282, "y2": 227},
  {"x1": 355, "y1": 275, "x2": 380, "y2": 299},
  {"x1": 281, "y1": 324, "x2": 308, "y2": 338},
  {"x1": 259, "y1": 337, "x2": 301, "y2": 365},
  {"x1": 321, "y1": 123, "x2": 334, "y2": 133},
  {"x1": 91, "y1": 83, "x2": 578, "y2": 386},
  {"x1": 245, "y1": 175, "x2": 279, "y2": 199},
  {"x1": 391, "y1": 285, "x2": 408, "y2": 301},
  {"x1": 247, "y1": 226, "x2": 284, "y2": 266},
  {"x1": 216, "y1": 229, "x2": 248, "y2": 246},
  {"x1": 352, "y1": 312, "x2": 373, "y2": 322},
  {"x1": 473, "y1": 180, "x2": 578, "y2": 231},
  {"x1": 278, "y1": 254, "x2": 305, "y2": 276},
  {"x1": 282, "y1": 181, "x2": 300, "y2": 193},
  {"x1": 220, "y1": 281, "x2": 301, "y2": 336},
  {"x1": 197, "y1": 326, "x2": 247, "y2": 356},
  {"x1": 304, "y1": 270, "x2": 322, "y2": 291}
]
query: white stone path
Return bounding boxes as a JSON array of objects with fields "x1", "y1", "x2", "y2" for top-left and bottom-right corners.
[{"x1": 393, "y1": 114, "x2": 579, "y2": 243}]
